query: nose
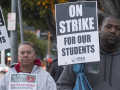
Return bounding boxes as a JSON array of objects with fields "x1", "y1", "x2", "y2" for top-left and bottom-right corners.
[
  {"x1": 110, "y1": 27, "x2": 116, "y2": 33},
  {"x1": 24, "y1": 52, "x2": 28, "y2": 56}
]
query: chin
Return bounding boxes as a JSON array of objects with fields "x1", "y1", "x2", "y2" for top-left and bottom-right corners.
[
  {"x1": 107, "y1": 40, "x2": 117, "y2": 46},
  {"x1": 107, "y1": 43, "x2": 117, "y2": 47},
  {"x1": 22, "y1": 63, "x2": 29, "y2": 66}
]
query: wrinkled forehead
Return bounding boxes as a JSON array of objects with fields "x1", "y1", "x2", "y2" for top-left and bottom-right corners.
[{"x1": 18, "y1": 45, "x2": 34, "y2": 52}]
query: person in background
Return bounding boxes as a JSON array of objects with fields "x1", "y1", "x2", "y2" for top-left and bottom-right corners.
[
  {"x1": 0, "y1": 41, "x2": 57, "y2": 90},
  {"x1": 57, "y1": 15, "x2": 120, "y2": 90},
  {"x1": 50, "y1": 57, "x2": 65, "y2": 82},
  {"x1": 46, "y1": 58, "x2": 53, "y2": 72}
]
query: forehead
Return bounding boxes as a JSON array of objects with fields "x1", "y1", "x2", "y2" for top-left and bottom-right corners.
[
  {"x1": 19, "y1": 45, "x2": 33, "y2": 52},
  {"x1": 103, "y1": 17, "x2": 120, "y2": 26}
]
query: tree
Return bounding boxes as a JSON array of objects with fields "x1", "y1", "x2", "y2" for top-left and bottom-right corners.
[
  {"x1": 21, "y1": 0, "x2": 68, "y2": 40},
  {"x1": 0, "y1": 0, "x2": 11, "y2": 26},
  {"x1": 18, "y1": 30, "x2": 47, "y2": 59}
]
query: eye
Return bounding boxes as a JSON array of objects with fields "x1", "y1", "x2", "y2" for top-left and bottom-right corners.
[
  {"x1": 116, "y1": 27, "x2": 120, "y2": 31},
  {"x1": 20, "y1": 52, "x2": 24, "y2": 54},
  {"x1": 27, "y1": 51, "x2": 31, "y2": 54},
  {"x1": 106, "y1": 25, "x2": 111, "y2": 29}
]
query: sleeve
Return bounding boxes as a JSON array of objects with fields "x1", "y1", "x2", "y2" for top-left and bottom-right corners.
[
  {"x1": 46, "y1": 74, "x2": 57, "y2": 90},
  {"x1": 57, "y1": 65, "x2": 77, "y2": 90},
  {"x1": 50, "y1": 63, "x2": 55, "y2": 79}
]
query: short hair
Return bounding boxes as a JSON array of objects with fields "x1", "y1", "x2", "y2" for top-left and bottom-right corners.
[
  {"x1": 18, "y1": 41, "x2": 35, "y2": 52},
  {"x1": 101, "y1": 15, "x2": 120, "y2": 26}
]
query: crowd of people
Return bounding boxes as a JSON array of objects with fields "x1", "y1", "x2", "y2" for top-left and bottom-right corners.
[{"x1": 0, "y1": 15, "x2": 120, "y2": 90}]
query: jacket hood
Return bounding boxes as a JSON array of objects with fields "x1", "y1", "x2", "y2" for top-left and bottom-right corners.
[
  {"x1": 100, "y1": 45, "x2": 120, "y2": 86},
  {"x1": 100, "y1": 45, "x2": 120, "y2": 56},
  {"x1": 9, "y1": 59, "x2": 41, "y2": 73}
]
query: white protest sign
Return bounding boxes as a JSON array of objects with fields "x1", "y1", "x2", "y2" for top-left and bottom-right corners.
[
  {"x1": 55, "y1": 1, "x2": 100, "y2": 65},
  {"x1": 0, "y1": 7, "x2": 11, "y2": 51},
  {"x1": 9, "y1": 73, "x2": 37, "y2": 90},
  {"x1": 8, "y1": 13, "x2": 16, "y2": 30}
]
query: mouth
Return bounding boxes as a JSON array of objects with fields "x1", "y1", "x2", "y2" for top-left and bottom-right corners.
[
  {"x1": 23, "y1": 59, "x2": 29, "y2": 61},
  {"x1": 107, "y1": 35, "x2": 116, "y2": 40},
  {"x1": 108, "y1": 36, "x2": 116, "y2": 40}
]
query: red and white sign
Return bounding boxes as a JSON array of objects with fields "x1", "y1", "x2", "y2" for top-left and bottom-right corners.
[
  {"x1": 9, "y1": 73, "x2": 37, "y2": 90},
  {"x1": 7, "y1": 13, "x2": 16, "y2": 31}
]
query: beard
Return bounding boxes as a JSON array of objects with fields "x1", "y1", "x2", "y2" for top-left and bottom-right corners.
[{"x1": 105, "y1": 35, "x2": 118, "y2": 47}]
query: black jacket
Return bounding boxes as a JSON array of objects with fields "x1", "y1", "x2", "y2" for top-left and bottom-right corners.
[{"x1": 50, "y1": 61, "x2": 64, "y2": 82}]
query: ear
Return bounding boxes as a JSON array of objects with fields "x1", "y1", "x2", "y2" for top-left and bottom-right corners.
[
  {"x1": 34, "y1": 53, "x2": 36, "y2": 59},
  {"x1": 99, "y1": 26, "x2": 102, "y2": 34},
  {"x1": 18, "y1": 54, "x2": 19, "y2": 62}
]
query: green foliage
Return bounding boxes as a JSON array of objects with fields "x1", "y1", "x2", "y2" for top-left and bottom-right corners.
[
  {"x1": 21, "y1": 0, "x2": 67, "y2": 31},
  {"x1": 0, "y1": 0, "x2": 11, "y2": 10},
  {"x1": 0, "y1": 0, "x2": 67, "y2": 33},
  {"x1": 22, "y1": 12, "x2": 48, "y2": 31},
  {"x1": 0, "y1": 0, "x2": 11, "y2": 26},
  {"x1": 18, "y1": 30, "x2": 47, "y2": 59},
  {"x1": 0, "y1": 0, "x2": 68, "y2": 32}
]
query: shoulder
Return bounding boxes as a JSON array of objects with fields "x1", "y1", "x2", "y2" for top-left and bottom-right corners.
[
  {"x1": 36, "y1": 68, "x2": 57, "y2": 89},
  {"x1": 35, "y1": 67, "x2": 55, "y2": 82},
  {"x1": 57, "y1": 64, "x2": 76, "y2": 90},
  {"x1": 37, "y1": 67, "x2": 51, "y2": 77},
  {"x1": 0, "y1": 71, "x2": 12, "y2": 90},
  {"x1": 52, "y1": 62, "x2": 58, "y2": 66},
  {"x1": 1, "y1": 67, "x2": 17, "y2": 80},
  {"x1": 33, "y1": 66, "x2": 51, "y2": 77},
  {"x1": 51, "y1": 62, "x2": 57, "y2": 69},
  {"x1": 9, "y1": 63, "x2": 18, "y2": 68}
]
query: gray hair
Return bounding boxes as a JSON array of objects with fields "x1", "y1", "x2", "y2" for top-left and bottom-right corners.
[{"x1": 18, "y1": 41, "x2": 35, "y2": 52}]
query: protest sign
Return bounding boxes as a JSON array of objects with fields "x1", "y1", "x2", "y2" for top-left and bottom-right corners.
[
  {"x1": 9, "y1": 73, "x2": 37, "y2": 90},
  {"x1": 55, "y1": 1, "x2": 100, "y2": 65},
  {"x1": 0, "y1": 7, "x2": 11, "y2": 51}
]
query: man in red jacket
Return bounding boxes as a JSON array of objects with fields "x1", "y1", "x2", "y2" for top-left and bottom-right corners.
[{"x1": 0, "y1": 41, "x2": 57, "y2": 90}]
